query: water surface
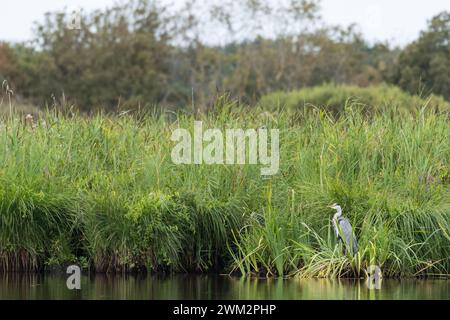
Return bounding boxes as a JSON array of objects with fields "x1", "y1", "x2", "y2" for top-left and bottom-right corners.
[{"x1": 0, "y1": 274, "x2": 448, "y2": 300}]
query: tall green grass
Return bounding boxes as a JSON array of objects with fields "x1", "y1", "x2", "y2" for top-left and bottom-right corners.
[
  {"x1": 0, "y1": 99, "x2": 448, "y2": 277},
  {"x1": 228, "y1": 105, "x2": 450, "y2": 278}
]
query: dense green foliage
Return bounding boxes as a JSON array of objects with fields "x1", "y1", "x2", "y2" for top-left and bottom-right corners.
[
  {"x1": 0, "y1": 0, "x2": 431, "y2": 111},
  {"x1": 0, "y1": 93, "x2": 448, "y2": 277},
  {"x1": 259, "y1": 84, "x2": 450, "y2": 115},
  {"x1": 0, "y1": 0, "x2": 448, "y2": 278},
  {"x1": 391, "y1": 12, "x2": 450, "y2": 100}
]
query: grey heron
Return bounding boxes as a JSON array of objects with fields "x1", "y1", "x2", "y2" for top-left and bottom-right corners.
[{"x1": 329, "y1": 203, "x2": 358, "y2": 255}]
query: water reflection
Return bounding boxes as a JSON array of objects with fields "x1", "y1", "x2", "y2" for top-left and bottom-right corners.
[{"x1": 0, "y1": 273, "x2": 448, "y2": 300}]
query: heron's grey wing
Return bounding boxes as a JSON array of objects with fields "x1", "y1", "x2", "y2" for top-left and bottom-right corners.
[{"x1": 338, "y1": 218, "x2": 358, "y2": 254}]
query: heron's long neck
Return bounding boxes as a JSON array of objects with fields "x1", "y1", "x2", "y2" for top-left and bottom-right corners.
[{"x1": 333, "y1": 209, "x2": 342, "y2": 220}]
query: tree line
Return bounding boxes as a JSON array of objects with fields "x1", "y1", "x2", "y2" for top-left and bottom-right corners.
[{"x1": 0, "y1": 0, "x2": 448, "y2": 112}]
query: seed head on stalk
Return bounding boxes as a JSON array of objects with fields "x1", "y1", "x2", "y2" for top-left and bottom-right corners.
[{"x1": 2, "y1": 80, "x2": 14, "y2": 119}]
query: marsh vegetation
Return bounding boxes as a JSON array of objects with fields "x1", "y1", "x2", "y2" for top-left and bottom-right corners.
[
  {"x1": 0, "y1": 87, "x2": 448, "y2": 278},
  {"x1": 0, "y1": 0, "x2": 448, "y2": 280}
]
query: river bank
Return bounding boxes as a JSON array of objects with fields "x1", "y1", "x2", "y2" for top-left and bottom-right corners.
[{"x1": 0, "y1": 104, "x2": 449, "y2": 277}]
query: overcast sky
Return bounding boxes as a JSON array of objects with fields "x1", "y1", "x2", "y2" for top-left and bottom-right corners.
[{"x1": 0, "y1": 0, "x2": 449, "y2": 46}]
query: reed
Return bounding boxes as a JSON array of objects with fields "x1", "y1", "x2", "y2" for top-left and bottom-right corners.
[{"x1": 0, "y1": 97, "x2": 448, "y2": 277}]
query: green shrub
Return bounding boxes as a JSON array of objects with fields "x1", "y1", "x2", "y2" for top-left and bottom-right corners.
[{"x1": 259, "y1": 84, "x2": 450, "y2": 115}]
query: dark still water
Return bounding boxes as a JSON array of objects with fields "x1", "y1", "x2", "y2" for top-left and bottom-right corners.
[{"x1": 0, "y1": 274, "x2": 448, "y2": 300}]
